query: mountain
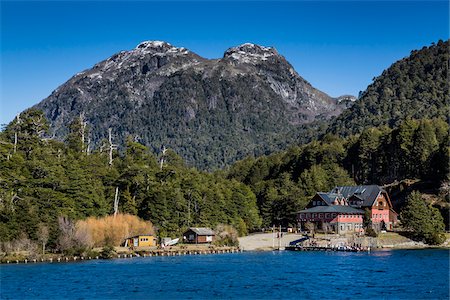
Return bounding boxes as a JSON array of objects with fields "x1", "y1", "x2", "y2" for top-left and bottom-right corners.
[
  {"x1": 34, "y1": 41, "x2": 349, "y2": 169},
  {"x1": 328, "y1": 39, "x2": 449, "y2": 136}
]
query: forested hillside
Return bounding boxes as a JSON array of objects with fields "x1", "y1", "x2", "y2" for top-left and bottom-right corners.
[
  {"x1": 0, "y1": 110, "x2": 261, "y2": 249},
  {"x1": 225, "y1": 118, "x2": 449, "y2": 227},
  {"x1": 328, "y1": 40, "x2": 449, "y2": 136}
]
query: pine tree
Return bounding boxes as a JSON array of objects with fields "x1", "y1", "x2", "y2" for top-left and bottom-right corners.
[{"x1": 400, "y1": 191, "x2": 445, "y2": 245}]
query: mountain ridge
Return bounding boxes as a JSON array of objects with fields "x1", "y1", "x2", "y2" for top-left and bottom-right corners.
[{"x1": 34, "y1": 41, "x2": 352, "y2": 169}]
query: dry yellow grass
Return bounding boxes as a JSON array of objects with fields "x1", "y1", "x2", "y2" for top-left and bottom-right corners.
[{"x1": 76, "y1": 214, "x2": 154, "y2": 247}]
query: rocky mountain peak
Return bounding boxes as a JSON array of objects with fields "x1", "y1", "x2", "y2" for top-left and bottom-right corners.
[
  {"x1": 33, "y1": 41, "x2": 350, "y2": 170},
  {"x1": 223, "y1": 43, "x2": 279, "y2": 63},
  {"x1": 134, "y1": 40, "x2": 189, "y2": 56}
]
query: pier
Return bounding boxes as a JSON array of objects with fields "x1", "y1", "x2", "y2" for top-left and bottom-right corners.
[{"x1": 285, "y1": 245, "x2": 368, "y2": 252}]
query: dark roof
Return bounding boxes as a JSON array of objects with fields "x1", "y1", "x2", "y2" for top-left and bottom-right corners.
[
  {"x1": 185, "y1": 227, "x2": 215, "y2": 236},
  {"x1": 298, "y1": 205, "x2": 364, "y2": 214},
  {"x1": 316, "y1": 192, "x2": 341, "y2": 205},
  {"x1": 329, "y1": 185, "x2": 384, "y2": 207}
]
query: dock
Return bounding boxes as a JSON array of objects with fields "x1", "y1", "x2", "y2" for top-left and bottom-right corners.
[{"x1": 285, "y1": 245, "x2": 368, "y2": 252}]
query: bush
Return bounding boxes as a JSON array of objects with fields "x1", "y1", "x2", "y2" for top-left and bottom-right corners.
[
  {"x1": 213, "y1": 224, "x2": 239, "y2": 247},
  {"x1": 57, "y1": 217, "x2": 90, "y2": 255},
  {"x1": 425, "y1": 231, "x2": 446, "y2": 245},
  {"x1": 100, "y1": 245, "x2": 115, "y2": 259},
  {"x1": 400, "y1": 191, "x2": 446, "y2": 245},
  {"x1": 365, "y1": 227, "x2": 378, "y2": 237},
  {"x1": 76, "y1": 214, "x2": 154, "y2": 247}
]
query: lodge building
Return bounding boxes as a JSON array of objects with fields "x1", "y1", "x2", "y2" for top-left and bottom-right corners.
[{"x1": 297, "y1": 185, "x2": 398, "y2": 234}]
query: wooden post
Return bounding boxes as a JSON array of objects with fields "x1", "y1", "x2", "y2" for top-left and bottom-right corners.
[
  {"x1": 272, "y1": 225, "x2": 275, "y2": 249},
  {"x1": 279, "y1": 225, "x2": 281, "y2": 250}
]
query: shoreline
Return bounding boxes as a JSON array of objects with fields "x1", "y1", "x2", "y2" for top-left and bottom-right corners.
[
  {"x1": 1, "y1": 245, "x2": 448, "y2": 265},
  {"x1": 238, "y1": 232, "x2": 450, "y2": 252},
  {"x1": 0, "y1": 245, "x2": 241, "y2": 264}
]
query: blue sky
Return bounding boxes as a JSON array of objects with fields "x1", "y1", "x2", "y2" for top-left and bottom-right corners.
[{"x1": 1, "y1": 1, "x2": 448, "y2": 124}]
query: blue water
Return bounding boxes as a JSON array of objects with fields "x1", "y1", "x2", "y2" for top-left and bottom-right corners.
[{"x1": 1, "y1": 249, "x2": 448, "y2": 299}]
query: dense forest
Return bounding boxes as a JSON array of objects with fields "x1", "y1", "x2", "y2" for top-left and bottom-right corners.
[
  {"x1": 1, "y1": 109, "x2": 447, "y2": 251},
  {"x1": 328, "y1": 40, "x2": 449, "y2": 136},
  {"x1": 225, "y1": 118, "x2": 449, "y2": 228},
  {"x1": 0, "y1": 110, "x2": 261, "y2": 250}
]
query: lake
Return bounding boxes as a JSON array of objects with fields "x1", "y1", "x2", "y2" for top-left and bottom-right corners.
[{"x1": 1, "y1": 249, "x2": 448, "y2": 299}]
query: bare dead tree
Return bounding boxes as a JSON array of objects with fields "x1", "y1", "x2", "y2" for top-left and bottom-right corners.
[
  {"x1": 30, "y1": 114, "x2": 47, "y2": 138},
  {"x1": 13, "y1": 113, "x2": 21, "y2": 154},
  {"x1": 113, "y1": 187, "x2": 119, "y2": 217},
  {"x1": 305, "y1": 221, "x2": 315, "y2": 235},
  {"x1": 159, "y1": 145, "x2": 167, "y2": 170},
  {"x1": 37, "y1": 224, "x2": 49, "y2": 255},
  {"x1": 108, "y1": 128, "x2": 118, "y2": 166},
  {"x1": 86, "y1": 136, "x2": 91, "y2": 155},
  {"x1": 79, "y1": 113, "x2": 88, "y2": 154}
]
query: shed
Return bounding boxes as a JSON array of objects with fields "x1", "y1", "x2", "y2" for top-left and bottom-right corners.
[
  {"x1": 183, "y1": 227, "x2": 215, "y2": 244},
  {"x1": 124, "y1": 235, "x2": 157, "y2": 248}
]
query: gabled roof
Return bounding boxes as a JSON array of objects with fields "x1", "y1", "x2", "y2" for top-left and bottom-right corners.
[
  {"x1": 316, "y1": 192, "x2": 341, "y2": 205},
  {"x1": 298, "y1": 205, "x2": 364, "y2": 214},
  {"x1": 330, "y1": 185, "x2": 385, "y2": 207},
  {"x1": 186, "y1": 227, "x2": 215, "y2": 236}
]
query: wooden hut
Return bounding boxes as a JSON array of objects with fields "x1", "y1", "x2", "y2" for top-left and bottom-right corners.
[
  {"x1": 124, "y1": 235, "x2": 157, "y2": 248},
  {"x1": 183, "y1": 227, "x2": 215, "y2": 244}
]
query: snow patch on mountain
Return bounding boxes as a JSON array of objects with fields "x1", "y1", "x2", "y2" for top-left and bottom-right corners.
[{"x1": 223, "y1": 43, "x2": 278, "y2": 64}]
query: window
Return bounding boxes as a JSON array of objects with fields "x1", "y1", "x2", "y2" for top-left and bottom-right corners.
[
  {"x1": 326, "y1": 213, "x2": 330, "y2": 218},
  {"x1": 332, "y1": 213, "x2": 337, "y2": 217},
  {"x1": 206, "y1": 236, "x2": 213, "y2": 242},
  {"x1": 319, "y1": 213, "x2": 323, "y2": 218},
  {"x1": 313, "y1": 201, "x2": 317, "y2": 206}
]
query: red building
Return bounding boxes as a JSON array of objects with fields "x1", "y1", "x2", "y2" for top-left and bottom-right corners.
[{"x1": 298, "y1": 185, "x2": 398, "y2": 234}]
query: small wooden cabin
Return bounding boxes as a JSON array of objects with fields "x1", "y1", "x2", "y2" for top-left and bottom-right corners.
[
  {"x1": 124, "y1": 235, "x2": 157, "y2": 248},
  {"x1": 183, "y1": 227, "x2": 215, "y2": 244}
]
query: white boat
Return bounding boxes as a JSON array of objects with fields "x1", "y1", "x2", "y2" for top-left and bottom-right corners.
[{"x1": 164, "y1": 238, "x2": 179, "y2": 246}]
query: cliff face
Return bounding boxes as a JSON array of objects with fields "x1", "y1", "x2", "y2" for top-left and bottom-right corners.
[{"x1": 34, "y1": 41, "x2": 348, "y2": 169}]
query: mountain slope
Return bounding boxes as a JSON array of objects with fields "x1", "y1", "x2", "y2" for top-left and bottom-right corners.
[
  {"x1": 34, "y1": 41, "x2": 348, "y2": 169},
  {"x1": 328, "y1": 40, "x2": 449, "y2": 136}
]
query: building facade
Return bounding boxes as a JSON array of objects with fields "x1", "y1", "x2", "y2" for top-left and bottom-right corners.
[
  {"x1": 298, "y1": 205, "x2": 364, "y2": 234},
  {"x1": 124, "y1": 235, "x2": 157, "y2": 247},
  {"x1": 183, "y1": 227, "x2": 215, "y2": 244},
  {"x1": 298, "y1": 185, "x2": 398, "y2": 234}
]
